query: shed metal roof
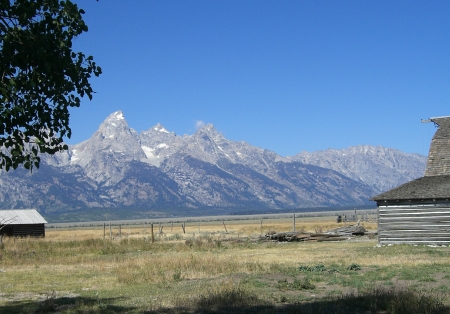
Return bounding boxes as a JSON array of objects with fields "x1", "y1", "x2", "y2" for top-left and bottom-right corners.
[
  {"x1": 0, "y1": 209, "x2": 47, "y2": 225},
  {"x1": 371, "y1": 175, "x2": 450, "y2": 201}
]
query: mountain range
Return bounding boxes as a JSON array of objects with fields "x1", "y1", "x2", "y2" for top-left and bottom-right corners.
[{"x1": 0, "y1": 111, "x2": 427, "y2": 217}]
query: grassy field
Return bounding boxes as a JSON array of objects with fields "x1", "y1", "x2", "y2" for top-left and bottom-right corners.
[{"x1": 0, "y1": 217, "x2": 449, "y2": 313}]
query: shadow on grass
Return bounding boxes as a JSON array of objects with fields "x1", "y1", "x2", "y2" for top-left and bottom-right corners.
[
  {"x1": 148, "y1": 286, "x2": 450, "y2": 314},
  {"x1": 1, "y1": 287, "x2": 449, "y2": 314},
  {"x1": 148, "y1": 297, "x2": 450, "y2": 314},
  {"x1": 0, "y1": 296, "x2": 132, "y2": 314}
]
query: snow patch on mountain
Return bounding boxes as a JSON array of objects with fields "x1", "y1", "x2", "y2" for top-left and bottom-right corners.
[
  {"x1": 110, "y1": 111, "x2": 125, "y2": 120},
  {"x1": 141, "y1": 146, "x2": 155, "y2": 158},
  {"x1": 153, "y1": 123, "x2": 170, "y2": 133}
]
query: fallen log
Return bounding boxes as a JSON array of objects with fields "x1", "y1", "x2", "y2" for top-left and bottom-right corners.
[{"x1": 317, "y1": 237, "x2": 349, "y2": 242}]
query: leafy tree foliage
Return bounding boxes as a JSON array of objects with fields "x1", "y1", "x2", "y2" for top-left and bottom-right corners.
[{"x1": 0, "y1": 0, "x2": 101, "y2": 171}]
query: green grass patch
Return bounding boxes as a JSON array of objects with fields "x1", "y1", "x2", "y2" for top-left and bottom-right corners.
[{"x1": 277, "y1": 278, "x2": 315, "y2": 290}]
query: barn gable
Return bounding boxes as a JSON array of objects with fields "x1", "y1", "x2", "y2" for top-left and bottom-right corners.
[
  {"x1": 425, "y1": 117, "x2": 450, "y2": 176},
  {"x1": 0, "y1": 209, "x2": 47, "y2": 237},
  {"x1": 372, "y1": 116, "x2": 450, "y2": 245}
]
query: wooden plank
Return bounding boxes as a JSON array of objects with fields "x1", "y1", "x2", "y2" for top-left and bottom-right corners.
[
  {"x1": 380, "y1": 241, "x2": 450, "y2": 245},
  {"x1": 379, "y1": 212, "x2": 450, "y2": 216},
  {"x1": 380, "y1": 227, "x2": 450, "y2": 232},
  {"x1": 379, "y1": 208, "x2": 450, "y2": 212},
  {"x1": 380, "y1": 238, "x2": 450, "y2": 242},
  {"x1": 379, "y1": 225, "x2": 450, "y2": 231},
  {"x1": 378, "y1": 216, "x2": 450, "y2": 221},
  {"x1": 379, "y1": 226, "x2": 450, "y2": 230},
  {"x1": 380, "y1": 215, "x2": 450, "y2": 220},
  {"x1": 272, "y1": 232, "x2": 311, "y2": 236},
  {"x1": 380, "y1": 223, "x2": 450, "y2": 228},
  {"x1": 379, "y1": 210, "x2": 450, "y2": 214},
  {"x1": 379, "y1": 206, "x2": 450, "y2": 209},
  {"x1": 380, "y1": 227, "x2": 450, "y2": 233},
  {"x1": 379, "y1": 226, "x2": 450, "y2": 231},
  {"x1": 380, "y1": 234, "x2": 450, "y2": 239},
  {"x1": 381, "y1": 232, "x2": 450, "y2": 236},
  {"x1": 310, "y1": 233, "x2": 341, "y2": 237},
  {"x1": 379, "y1": 214, "x2": 450, "y2": 218},
  {"x1": 380, "y1": 229, "x2": 450, "y2": 233},
  {"x1": 317, "y1": 237, "x2": 348, "y2": 242},
  {"x1": 379, "y1": 222, "x2": 450, "y2": 226},
  {"x1": 379, "y1": 211, "x2": 450, "y2": 216},
  {"x1": 379, "y1": 237, "x2": 450, "y2": 241},
  {"x1": 294, "y1": 236, "x2": 312, "y2": 240}
]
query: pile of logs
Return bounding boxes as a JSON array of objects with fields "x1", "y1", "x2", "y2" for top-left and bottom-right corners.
[
  {"x1": 326, "y1": 221, "x2": 367, "y2": 236},
  {"x1": 264, "y1": 232, "x2": 348, "y2": 242},
  {"x1": 260, "y1": 222, "x2": 369, "y2": 243}
]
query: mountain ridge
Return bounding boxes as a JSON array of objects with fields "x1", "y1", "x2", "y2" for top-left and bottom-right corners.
[
  {"x1": 0, "y1": 111, "x2": 426, "y2": 215},
  {"x1": 289, "y1": 145, "x2": 426, "y2": 194}
]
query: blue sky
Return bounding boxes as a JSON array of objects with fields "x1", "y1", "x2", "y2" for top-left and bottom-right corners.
[{"x1": 67, "y1": 0, "x2": 449, "y2": 156}]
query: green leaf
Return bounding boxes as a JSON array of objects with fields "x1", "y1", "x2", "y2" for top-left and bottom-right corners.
[{"x1": 0, "y1": 0, "x2": 101, "y2": 172}]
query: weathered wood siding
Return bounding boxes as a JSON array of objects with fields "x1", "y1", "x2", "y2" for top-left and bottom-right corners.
[
  {"x1": 378, "y1": 205, "x2": 450, "y2": 245},
  {"x1": 0, "y1": 224, "x2": 45, "y2": 237}
]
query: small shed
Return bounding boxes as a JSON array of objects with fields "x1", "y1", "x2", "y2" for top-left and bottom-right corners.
[
  {"x1": 372, "y1": 116, "x2": 450, "y2": 245},
  {"x1": 0, "y1": 209, "x2": 47, "y2": 237}
]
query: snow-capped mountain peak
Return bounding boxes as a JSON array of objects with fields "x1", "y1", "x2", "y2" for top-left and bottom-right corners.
[
  {"x1": 4, "y1": 110, "x2": 427, "y2": 212},
  {"x1": 194, "y1": 123, "x2": 224, "y2": 142},
  {"x1": 111, "y1": 110, "x2": 125, "y2": 120},
  {"x1": 97, "y1": 111, "x2": 131, "y2": 138},
  {"x1": 102, "y1": 110, "x2": 127, "y2": 126},
  {"x1": 153, "y1": 123, "x2": 170, "y2": 133}
]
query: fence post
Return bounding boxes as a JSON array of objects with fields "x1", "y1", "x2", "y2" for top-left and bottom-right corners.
[
  {"x1": 293, "y1": 214, "x2": 296, "y2": 232},
  {"x1": 103, "y1": 223, "x2": 106, "y2": 239},
  {"x1": 222, "y1": 220, "x2": 228, "y2": 233},
  {"x1": 151, "y1": 223, "x2": 154, "y2": 243},
  {"x1": 109, "y1": 222, "x2": 112, "y2": 240}
]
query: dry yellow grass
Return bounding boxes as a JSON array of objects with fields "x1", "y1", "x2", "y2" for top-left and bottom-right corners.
[
  {"x1": 45, "y1": 217, "x2": 378, "y2": 241},
  {"x1": 2, "y1": 216, "x2": 447, "y2": 313}
]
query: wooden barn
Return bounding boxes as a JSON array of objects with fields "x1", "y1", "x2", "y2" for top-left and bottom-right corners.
[
  {"x1": 372, "y1": 116, "x2": 450, "y2": 245},
  {"x1": 0, "y1": 209, "x2": 47, "y2": 237}
]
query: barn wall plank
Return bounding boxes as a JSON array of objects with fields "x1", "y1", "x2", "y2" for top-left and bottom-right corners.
[{"x1": 378, "y1": 205, "x2": 450, "y2": 245}]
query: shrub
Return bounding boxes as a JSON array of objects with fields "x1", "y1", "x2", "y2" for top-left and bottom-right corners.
[
  {"x1": 298, "y1": 263, "x2": 327, "y2": 272},
  {"x1": 346, "y1": 263, "x2": 361, "y2": 271}
]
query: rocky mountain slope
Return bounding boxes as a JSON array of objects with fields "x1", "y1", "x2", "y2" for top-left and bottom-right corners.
[
  {"x1": 0, "y1": 111, "x2": 426, "y2": 214},
  {"x1": 289, "y1": 146, "x2": 427, "y2": 194}
]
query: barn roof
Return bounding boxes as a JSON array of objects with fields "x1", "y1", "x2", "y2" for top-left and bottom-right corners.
[
  {"x1": 424, "y1": 117, "x2": 450, "y2": 176},
  {"x1": 371, "y1": 116, "x2": 450, "y2": 202},
  {"x1": 0, "y1": 209, "x2": 47, "y2": 225},
  {"x1": 371, "y1": 175, "x2": 450, "y2": 201}
]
